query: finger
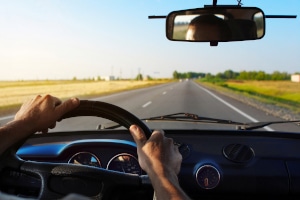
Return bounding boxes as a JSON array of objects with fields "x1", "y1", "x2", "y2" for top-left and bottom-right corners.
[
  {"x1": 41, "y1": 129, "x2": 49, "y2": 134},
  {"x1": 149, "y1": 130, "x2": 165, "y2": 142},
  {"x1": 55, "y1": 98, "x2": 80, "y2": 117},
  {"x1": 129, "y1": 125, "x2": 147, "y2": 147},
  {"x1": 19, "y1": 95, "x2": 41, "y2": 109},
  {"x1": 53, "y1": 97, "x2": 62, "y2": 107},
  {"x1": 43, "y1": 94, "x2": 62, "y2": 107},
  {"x1": 30, "y1": 95, "x2": 43, "y2": 105},
  {"x1": 32, "y1": 95, "x2": 42, "y2": 101},
  {"x1": 174, "y1": 143, "x2": 180, "y2": 152},
  {"x1": 157, "y1": 129, "x2": 165, "y2": 136},
  {"x1": 49, "y1": 122, "x2": 56, "y2": 129},
  {"x1": 175, "y1": 153, "x2": 183, "y2": 174}
]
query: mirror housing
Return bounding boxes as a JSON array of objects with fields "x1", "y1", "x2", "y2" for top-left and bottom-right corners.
[{"x1": 166, "y1": 7, "x2": 265, "y2": 43}]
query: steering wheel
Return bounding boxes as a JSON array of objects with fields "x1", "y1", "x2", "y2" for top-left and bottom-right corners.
[{"x1": 0, "y1": 100, "x2": 153, "y2": 199}]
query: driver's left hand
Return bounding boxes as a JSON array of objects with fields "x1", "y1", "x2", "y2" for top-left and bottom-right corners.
[{"x1": 14, "y1": 94, "x2": 80, "y2": 134}]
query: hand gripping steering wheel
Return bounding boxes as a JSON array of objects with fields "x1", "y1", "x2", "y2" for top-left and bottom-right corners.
[{"x1": 1, "y1": 100, "x2": 153, "y2": 199}]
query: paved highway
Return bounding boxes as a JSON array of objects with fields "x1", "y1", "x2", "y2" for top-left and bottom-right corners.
[{"x1": 1, "y1": 80, "x2": 299, "y2": 132}]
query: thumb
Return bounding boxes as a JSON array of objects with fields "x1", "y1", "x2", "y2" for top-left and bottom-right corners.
[{"x1": 129, "y1": 125, "x2": 147, "y2": 147}]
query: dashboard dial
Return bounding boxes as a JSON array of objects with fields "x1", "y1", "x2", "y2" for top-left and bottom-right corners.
[
  {"x1": 68, "y1": 152, "x2": 101, "y2": 168},
  {"x1": 107, "y1": 153, "x2": 141, "y2": 175},
  {"x1": 196, "y1": 165, "x2": 220, "y2": 189}
]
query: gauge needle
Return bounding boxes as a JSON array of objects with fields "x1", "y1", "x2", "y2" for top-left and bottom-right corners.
[{"x1": 204, "y1": 178, "x2": 209, "y2": 187}]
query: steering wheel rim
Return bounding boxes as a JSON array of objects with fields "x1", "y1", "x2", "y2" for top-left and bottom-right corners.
[
  {"x1": 1, "y1": 100, "x2": 153, "y2": 199},
  {"x1": 60, "y1": 100, "x2": 152, "y2": 138}
]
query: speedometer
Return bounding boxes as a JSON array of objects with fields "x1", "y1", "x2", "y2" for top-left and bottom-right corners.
[
  {"x1": 68, "y1": 152, "x2": 101, "y2": 168},
  {"x1": 107, "y1": 153, "x2": 141, "y2": 175}
]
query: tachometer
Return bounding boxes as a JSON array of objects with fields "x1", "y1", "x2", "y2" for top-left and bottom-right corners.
[{"x1": 107, "y1": 153, "x2": 141, "y2": 175}]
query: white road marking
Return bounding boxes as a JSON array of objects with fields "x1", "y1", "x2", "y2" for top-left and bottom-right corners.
[
  {"x1": 194, "y1": 82, "x2": 274, "y2": 131},
  {"x1": 162, "y1": 91, "x2": 167, "y2": 95},
  {"x1": 91, "y1": 83, "x2": 171, "y2": 101},
  {"x1": 142, "y1": 101, "x2": 152, "y2": 108}
]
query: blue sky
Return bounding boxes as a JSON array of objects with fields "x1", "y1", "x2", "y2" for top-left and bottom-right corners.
[{"x1": 0, "y1": 0, "x2": 299, "y2": 80}]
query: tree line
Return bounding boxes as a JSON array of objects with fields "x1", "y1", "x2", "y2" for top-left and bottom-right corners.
[{"x1": 172, "y1": 70, "x2": 296, "y2": 81}]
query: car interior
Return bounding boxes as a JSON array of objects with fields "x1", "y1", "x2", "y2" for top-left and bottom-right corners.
[{"x1": 0, "y1": 1, "x2": 299, "y2": 200}]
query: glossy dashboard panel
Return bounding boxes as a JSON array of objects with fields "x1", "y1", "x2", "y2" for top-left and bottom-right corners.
[
  {"x1": 18, "y1": 139, "x2": 143, "y2": 175},
  {"x1": 16, "y1": 129, "x2": 300, "y2": 198}
]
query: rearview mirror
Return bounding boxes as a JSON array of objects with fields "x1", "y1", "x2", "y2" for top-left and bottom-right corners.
[{"x1": 166, "y1": 7, "x2": 265, "y2": 42}]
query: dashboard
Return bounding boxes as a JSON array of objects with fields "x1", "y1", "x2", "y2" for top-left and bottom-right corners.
[
  {"x1": 3, "y1": 129, "x2": 300, "y2": 199},
  {"x1": 18, "y1": 139, "x2": 143, "y2": 176}
]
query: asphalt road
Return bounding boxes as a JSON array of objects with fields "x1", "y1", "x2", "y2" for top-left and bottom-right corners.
[{"x1": 1, "y1": 80, "x2": 299, "y2": 132}]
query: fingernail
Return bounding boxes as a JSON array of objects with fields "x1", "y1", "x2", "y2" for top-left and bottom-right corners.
[
  {"x1": 71, "y1": 98, "x2": 79, "y2": 104},
  {"x1": 130, "y1": 125, "x2": 137, "y2": 131}
]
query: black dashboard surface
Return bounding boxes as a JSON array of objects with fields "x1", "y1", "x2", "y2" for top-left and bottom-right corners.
[{"x1": 4, "y1": 129, "x2": 300, "y2": 199}]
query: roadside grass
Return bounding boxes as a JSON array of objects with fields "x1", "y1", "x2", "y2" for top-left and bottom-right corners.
[
  {"x1": 0, "y1": 79, "x2": 171, "y2": 116},
  {"x1": 198, "y1": 80, "x2": 300, "y2": 114},
  {"x1": 173, "y1": 24, "x2": 189, "y2": 40}
]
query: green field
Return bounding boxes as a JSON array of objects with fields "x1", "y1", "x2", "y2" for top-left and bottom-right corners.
[
  {"x1": 0, "y1": 80, "x2": 170, "y2": 115},
  {"x1": 199, "y1": 80, "x2": 300, "y2": 114}
]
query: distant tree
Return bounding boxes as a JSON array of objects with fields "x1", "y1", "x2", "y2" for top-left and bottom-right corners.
[
  {"x1": 173, "y1": 70, "x2": 179, "y2": 79},
  {"x1": 249, "y1": 71, "x2": 258, "y2": 80},
  {"x1": 216, "y1": 72, "x2": 224, "y2": 79},
  {"x1": 136, "y1": 73, "x2": 143, "y2": 80},
  {"x1": 224, "y1": 69, "x2": 235, "y2": 79},
  {"x1": 145, "y1": 75, "x2": 153, "y2": 80},
  {"x1": 205, "y1": 73, "x2": 213, "y2": 79},
  {"x1": 186, "y1": 72, "x2": 193, "y2": 79},
  {"x1": 173, "y1": 70, "x2": 291, "y2": 81},
  {"x1": 237, "y1": 71, "x2": 248, "y2": 80},
  {"x1": 255, "y1": 71, "x2": 267, "y2": 80},
  {"x1": 173, "y1": 71, "x2": 206, "y2": 79},
  {"x1": 271, "y1": 71, "x2": 290, "y2": 80}
]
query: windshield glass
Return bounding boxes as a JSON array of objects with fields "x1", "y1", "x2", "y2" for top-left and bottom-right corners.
[{"x1": 0, "y1": 0, "x2": 299, "y2": 133}]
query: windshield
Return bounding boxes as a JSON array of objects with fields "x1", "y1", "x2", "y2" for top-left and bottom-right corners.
[{"x1": 0, "y1": 0, "x2": 299, "y2": 133}]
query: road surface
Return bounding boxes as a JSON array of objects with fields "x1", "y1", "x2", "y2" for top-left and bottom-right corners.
[{"x1": 0, "y1": 80, "x2": 299, "y2": 132}]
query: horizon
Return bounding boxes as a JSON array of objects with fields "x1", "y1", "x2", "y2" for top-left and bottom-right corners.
[{"x1": 0, "y1": 69, "x2": 297, "y2": 82}]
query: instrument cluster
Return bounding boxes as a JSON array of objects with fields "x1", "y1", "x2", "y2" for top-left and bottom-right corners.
[
  {"x1": 65, "y1": 140, "x2": 143, "y2": 175},
  {"x1": 68, "y1": 151, "x2": 142, "y2": 175}
]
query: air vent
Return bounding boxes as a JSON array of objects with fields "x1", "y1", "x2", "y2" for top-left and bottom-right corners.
[
  {"x1": 175, "y1": 142, "x2": 190, "y2": 159},
  {"x1": 223, "y1": 143, "x2": 254, "y2": 163}
]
